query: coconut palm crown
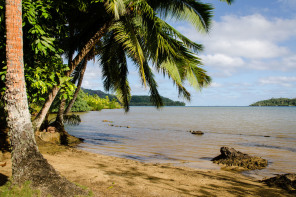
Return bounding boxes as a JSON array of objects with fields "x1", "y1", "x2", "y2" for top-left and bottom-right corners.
[{"x1": 92, "y1": 0, "x2": 234, "y2": 111}]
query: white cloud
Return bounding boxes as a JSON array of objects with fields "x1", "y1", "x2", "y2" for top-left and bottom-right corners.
[
  {"x1": 200, "y1": 54, "x2": 244, "y2": 68},
  {"x1": 209, "y1": 82, "x2": 223, "y2": 88},
  {"x1": 81, "y1": 62, "x2": 103, "y2": 90},
  {"x1": 259, "y1": 76, "x2": 296, "y2": 87},
  {"x1": 177, "y1": 14, "x2": 296, "y2": 75}
]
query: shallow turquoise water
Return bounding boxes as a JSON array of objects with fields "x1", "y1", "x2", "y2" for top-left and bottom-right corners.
[{"x1": 66, "y1": 106, "x2": 296, "y2": 179}]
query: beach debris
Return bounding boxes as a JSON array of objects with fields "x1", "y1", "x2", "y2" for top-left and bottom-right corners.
[
  {"x1": 212, "y1": 147, "x2": 268, "y2": 170},
  {"x1": 188, "y1": 130, "x2": 204, "y2": 135},
  {"x1": 261, "y1": 173, "x2": 296, "y2": 192}
]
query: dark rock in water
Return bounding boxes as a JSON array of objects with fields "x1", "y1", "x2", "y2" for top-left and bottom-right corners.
[
  {"x1": 212, "y1": 147, "x2": 268, "y2": 170},
  {"x1": 189, "y1": 130, "x2": 204, "y2": 135},
  {"x1": 264, "y1": 135, "x2": 271, "y2": 137},
  {"x1": 262, "y1": 174, "x2": 296, "y2": 192}
]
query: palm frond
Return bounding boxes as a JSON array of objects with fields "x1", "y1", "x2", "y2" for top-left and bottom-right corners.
[
  {"x1": 111, "y1": 17, "x2": 147, "y2": 87},
  {"x1": 99, "y1": 32, "x2": 131, "y2": 111},
  {"x1": 148, "y1": 0, "x2": 214, "y2": 32},
  {"x1": 70, "y1": 57, "x2": 86, "y2": 84},
  {"x1": 185, "y1": 64, "x2": 211, "y2": 91},
  {"x1": 105, "y1": 0, "x2": 126, "y2": 20},
  {"x1": 63, "y1": 114, "x2": 81, "y2": 125},
  {"x1": 143, "y1": 61, "x2": 163, "y2": 108},
  {"x1": 219, "y1": 0, "x2": 234, "y2": 5}
]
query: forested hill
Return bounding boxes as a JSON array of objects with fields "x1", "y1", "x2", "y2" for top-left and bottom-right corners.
[
  {"x1": 130, "y1": 96, "x2": 185, "y2": 106},
  {"x1": 82, "y1": 88, "x2": 117, "y2": 100},
  {"x1": 82, "y1": 88, "x2": 185, "y2": 106},
  {"x1": 250, "y1": 98, "x2": 296, "y2": 106}
]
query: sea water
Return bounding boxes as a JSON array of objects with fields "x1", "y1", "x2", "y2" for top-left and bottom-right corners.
[{"x1": 65, "y1": 106, "x2": 296, "y2": 179}]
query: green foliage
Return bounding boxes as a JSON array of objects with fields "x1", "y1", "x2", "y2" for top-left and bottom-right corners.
[
  {"x1": 82, "y1": 88, "x2": 117, "y2": 100},
  {"x1": 250, "y1": 98, "x2": 296, "y2": 106},
  {"x1": 70, "y1": 90, "x2": 91, "y2": 112},
  {"x1": 50, "y1": 89, "x2": 121, "y2": 112},
  {"x1": 85, "y1": 94, "x2": 121, "y2": 111},
  {"x1": 81, "y1": 88, "x2": 185, "y2": 106},
  {"x1": 63, "y1": 114, "x2": 81, "y2": 125},
  {"x1": 25, "y1": 61, "x2": 75, "y2": 104},
  {"x1": 0, "y1": 181, "x2": 41, "y2": 197},
  {"x1": 21, "y1": 0, "x2": 75, "y2": 105}
]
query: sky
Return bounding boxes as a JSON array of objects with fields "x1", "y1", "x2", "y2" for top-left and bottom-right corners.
[{"x1": 82, "y1": 0, "x2": 296, "y2": 106}]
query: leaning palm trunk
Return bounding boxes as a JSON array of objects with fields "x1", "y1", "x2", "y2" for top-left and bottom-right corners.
[
  {"x1": 64, "y1": 58, "x2": 88, "y2": 115},
  {"x1": 4, "y1": 1, "x2": 85, "y2": 195},
  {"x1": 55, "y1": 55, "x2": 88, "y2": 129},
  {"x1": 32, "y1": 22, "x2": 111, "y2": 131}
]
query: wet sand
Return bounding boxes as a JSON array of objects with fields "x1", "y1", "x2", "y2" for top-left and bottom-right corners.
[{"x1": 0, "y1": 145, "x2": 292, "y2": 196}]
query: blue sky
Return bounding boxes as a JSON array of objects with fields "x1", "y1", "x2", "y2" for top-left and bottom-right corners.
[{"x1": 82, "y1": 0, "x2": 296, "y2": 106}]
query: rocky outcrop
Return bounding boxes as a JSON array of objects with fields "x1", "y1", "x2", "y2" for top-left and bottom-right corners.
[
  {"x1": 36, "y1": 131, "x2": 61, "y2": 144},
  {"x1": 36, "y1": 128, "x2": 82, "y2": 145},
  {"x1": 262, "y1": 174, "x2": 296, "y2": 192},
  {"x1": 212, "y1": 147, "x2": 268, "y2": 170},
  {"x1": 188, "y1": 130, "x2": 204, "y2": 135}
]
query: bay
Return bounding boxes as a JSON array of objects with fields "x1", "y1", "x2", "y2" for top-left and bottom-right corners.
[{"x1": 66, "y1": 106, "x2": 296, "y2": 179}]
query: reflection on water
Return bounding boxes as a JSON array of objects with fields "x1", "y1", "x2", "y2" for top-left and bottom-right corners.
[{"x1": 65, "y1": 106, "x2": 296, "y2": 179}]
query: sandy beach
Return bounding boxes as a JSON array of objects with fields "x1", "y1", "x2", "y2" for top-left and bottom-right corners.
[{"x1": 0, "y1": 140, "x2": 293, "y2": 197}]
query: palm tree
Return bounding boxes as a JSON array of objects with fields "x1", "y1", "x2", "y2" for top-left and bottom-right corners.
[
  {"x1": 33, "y1": 0, "x2": 233, "y2": 131},
  {"x1": 4, "y1": 0, "x2": 86, "y2": 195}
]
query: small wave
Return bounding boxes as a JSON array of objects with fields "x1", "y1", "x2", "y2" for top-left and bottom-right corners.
[{"x1": 239, "y1": 142, "x2": 296, "y2": 153}]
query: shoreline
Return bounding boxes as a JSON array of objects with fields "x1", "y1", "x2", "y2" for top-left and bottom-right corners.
[{"x1": 0, "y1": 142, "x2": 293, "y2": 196}]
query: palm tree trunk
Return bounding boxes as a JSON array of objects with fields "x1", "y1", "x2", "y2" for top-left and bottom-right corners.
[
  {"x1": 33, "y1": 86, "x2": 60, "y2": 130},
  {"x1": 4, "y1": 1, "x2": 85, "y2": 195},
  {"x1": 32, "y1": 21, "x2": 111, "y2": 131},
  {"x1": 54, "y1": 49, "x2": 75, "y2": 130},
  {"x1": 64, "y1": 58, "x2": 88, "y2": 115},
  {"x1": 55, "y1": 97, "x2": 67, "y2": 130}
]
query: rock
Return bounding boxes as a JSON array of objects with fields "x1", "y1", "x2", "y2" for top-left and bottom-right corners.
[
  {"x1": 189, "y1": 130, "x2": 204, "y2": 135},
  {"x1": 38, "y1": 131, "x2": 61, "y2": 144},
  {"x1": 262, "y1": 174, "x2": 296, "y2": 192},
  {"x1": 47, "y1": 126, "x2": 56, "y2": 133},
  {"x1": 212, "y1": 147, "x2": 268, "y2": 170},
  {"x1": 127, "y1": 126, "x2": 130, "y2": 128}
]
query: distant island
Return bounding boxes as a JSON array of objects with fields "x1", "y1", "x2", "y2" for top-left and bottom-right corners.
[
  {"x1": 250, "y1": 98, "x2": 296, "y2": 106},
  {"x1": 82, "y1": 88, "x2": 185, "y2": 106}
]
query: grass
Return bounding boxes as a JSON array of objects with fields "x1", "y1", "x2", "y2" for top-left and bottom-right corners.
[
  {"x1": 0, "y1": 181, "x2": 41, "y2": 197},
  {"x1": 0, "y1": 181, "x2": 94, "y2": 197}
]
